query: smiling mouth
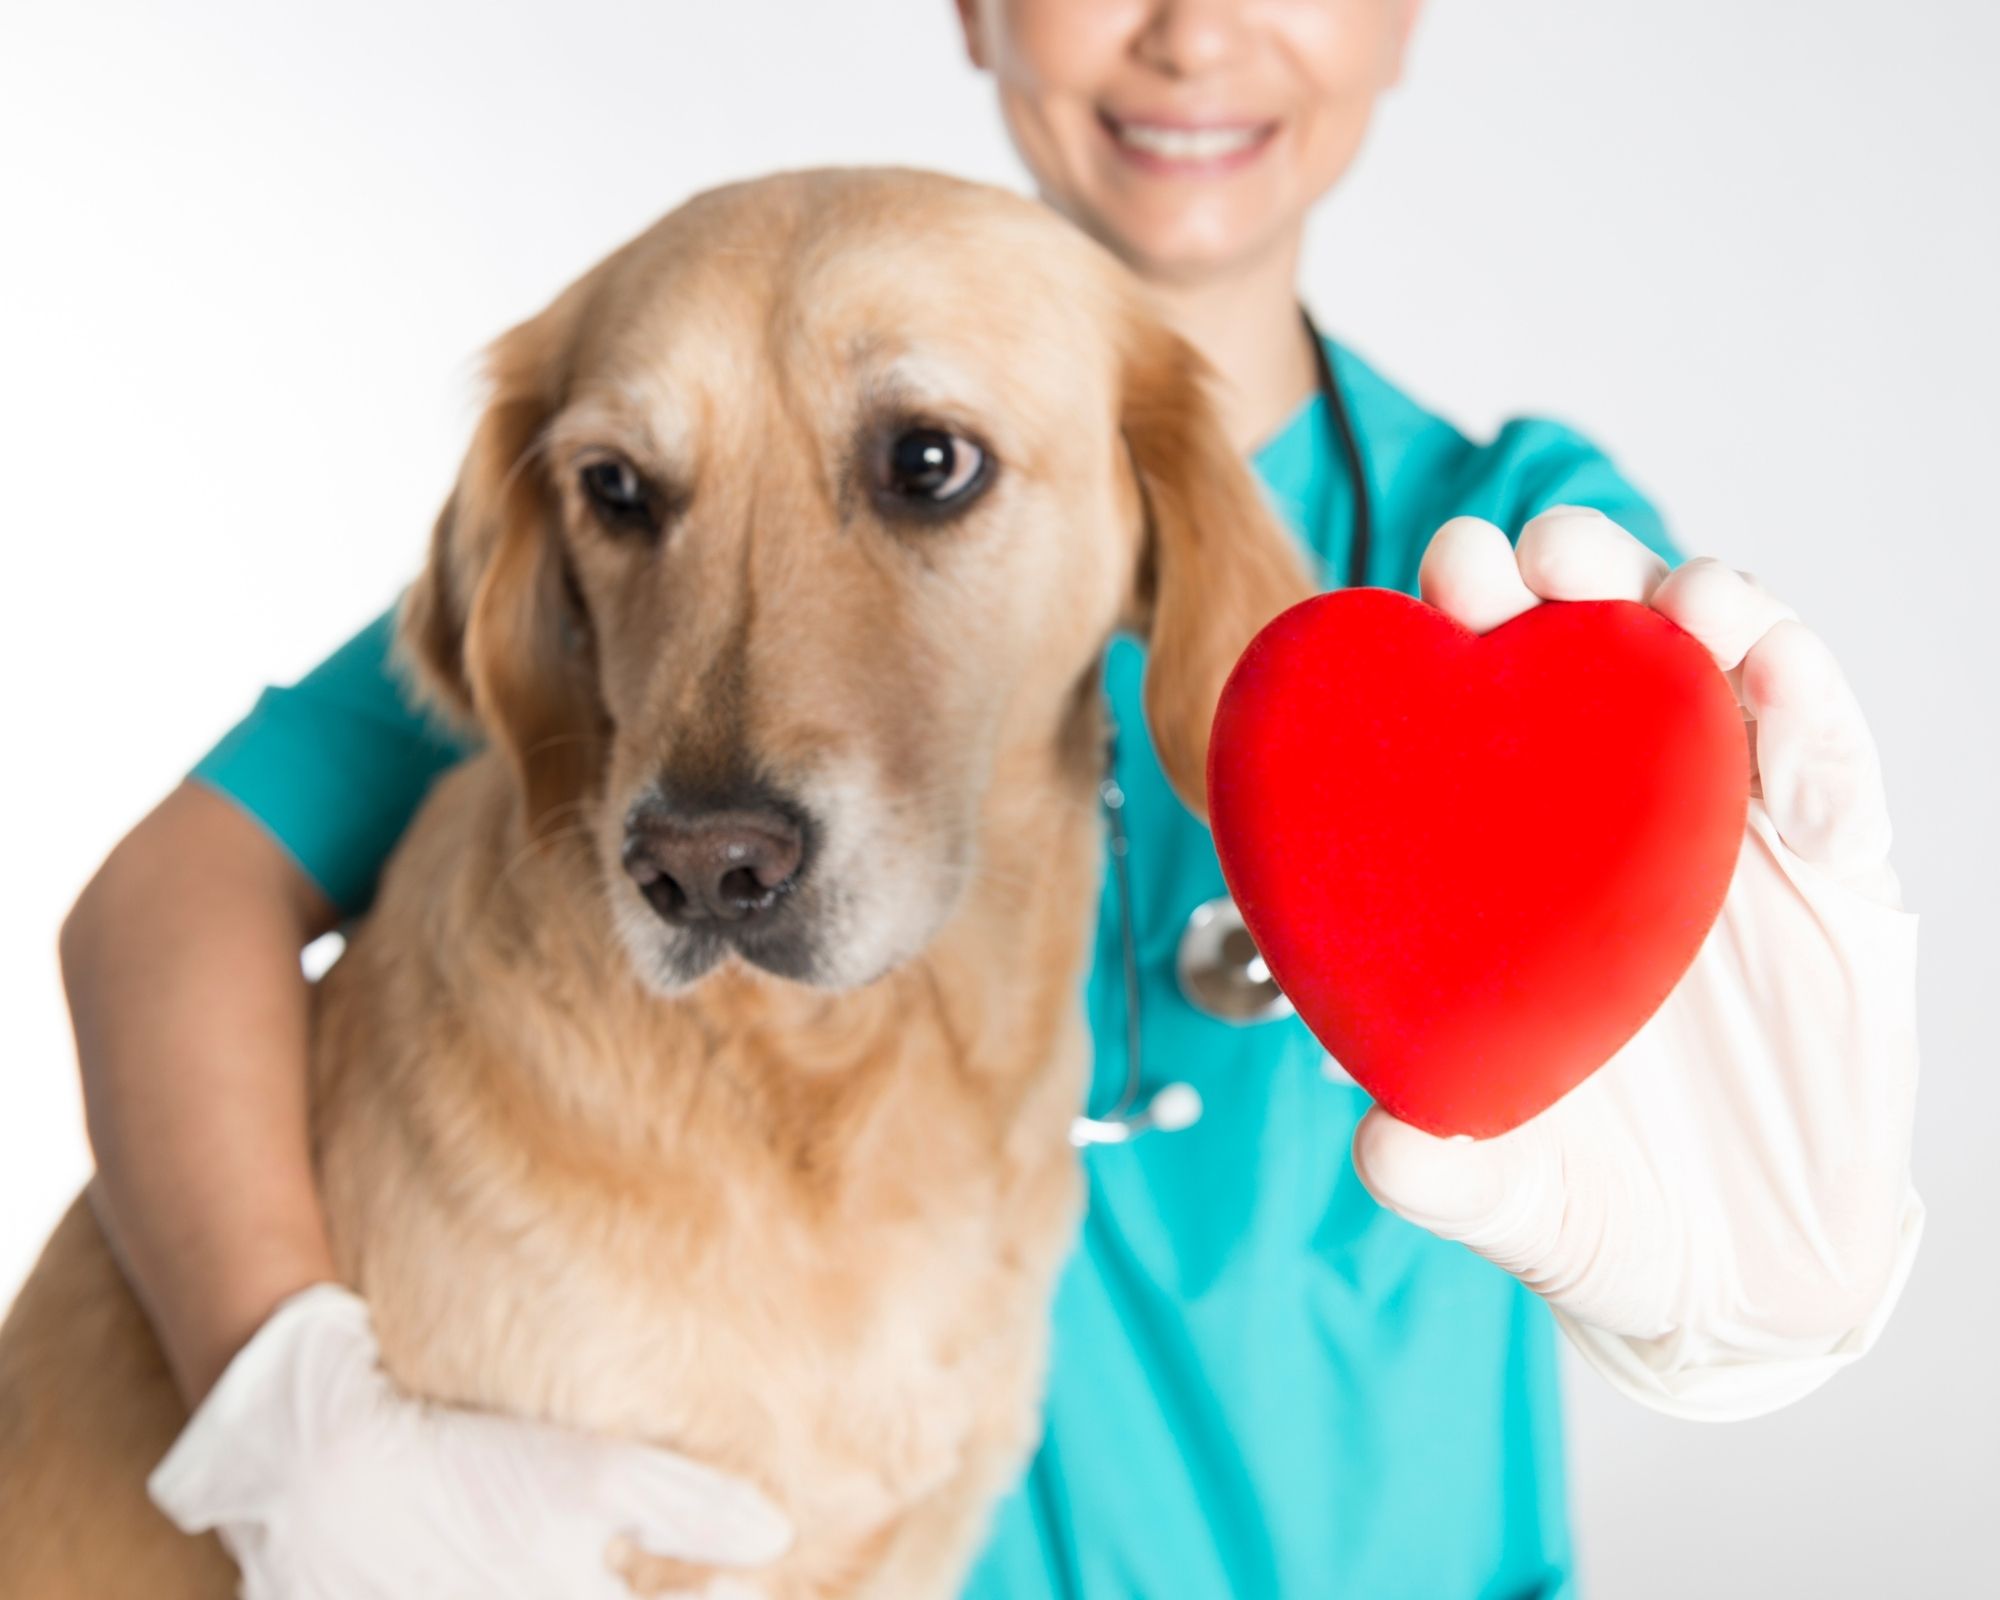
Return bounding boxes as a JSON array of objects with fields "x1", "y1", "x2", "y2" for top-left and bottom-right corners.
[{"x1": 1098, "y1": 110, "x2": 1280, "y2": 171}]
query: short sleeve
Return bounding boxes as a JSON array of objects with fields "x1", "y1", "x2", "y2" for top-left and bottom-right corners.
[
  {"x1": 190, "y1": 606, "x2": 476, "y2": 916},
  {"x1": 1390, "y1": 414, "x2": 1683, "y2": 586},
  {"x1": 1478, "y1": 417, "x2": 1681, "y2": 567},
  {"x1": 1326, "y1": 345, "x2": 1684, "y2": 594}
]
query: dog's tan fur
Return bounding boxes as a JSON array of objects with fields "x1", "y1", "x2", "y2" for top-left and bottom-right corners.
[{"x1": 0, "y1": 168, "x2": 1310, "y2": 1597}]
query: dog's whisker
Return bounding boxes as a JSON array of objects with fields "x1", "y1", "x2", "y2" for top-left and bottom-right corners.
[
  {"x1": 489, "y1": 818, "x2": 600, "y2": 901},
  {"x1": 519, "y1": 731, "x2": 598, "y2": 763}
]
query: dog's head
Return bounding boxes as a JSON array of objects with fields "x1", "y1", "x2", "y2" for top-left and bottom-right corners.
[{"x1": 402, "y1": 169, "x2": 1309, "y2": 993}]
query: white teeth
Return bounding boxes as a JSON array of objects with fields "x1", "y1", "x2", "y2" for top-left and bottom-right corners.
[{"x1": 1111, "y1": 120, "x2": 1266, "y2": 161}]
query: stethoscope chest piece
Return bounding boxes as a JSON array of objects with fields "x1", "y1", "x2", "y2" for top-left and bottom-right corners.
[{"x1": 1175, "y1": 896, "x2": 1295, "y2": 1025}]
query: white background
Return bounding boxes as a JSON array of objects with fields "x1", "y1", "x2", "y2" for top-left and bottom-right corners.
[{"x1": 3, "y1": 2, "x2": 1995, "y2": 1594}]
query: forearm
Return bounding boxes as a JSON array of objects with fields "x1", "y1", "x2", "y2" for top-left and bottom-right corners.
[{"x1": 62, "y1": 780, "x2": 340, "y2": 1405}]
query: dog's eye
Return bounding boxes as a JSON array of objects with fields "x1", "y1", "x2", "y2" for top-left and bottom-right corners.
[
  {"x1": 579, "y1": 456, "x2": 660, "y2": 535},
  {"x1": 878, "y1": 427, "x2": 990, "y2": 517}
]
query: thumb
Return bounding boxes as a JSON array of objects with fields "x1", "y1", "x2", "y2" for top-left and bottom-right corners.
[{"x1": 1351, "y1": 1107, "x2": 1560, "y2": 1274}]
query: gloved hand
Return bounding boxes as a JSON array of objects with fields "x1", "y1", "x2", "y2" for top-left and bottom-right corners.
[
  {"x1": 1351, "y1": 507, "x2": 1923, "y2": 1421},
  {"x1": 148, "y1": 1282, "x2": 792, "y2": 1599}
]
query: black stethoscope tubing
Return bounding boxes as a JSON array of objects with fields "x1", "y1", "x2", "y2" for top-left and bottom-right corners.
[
  {"x1": 1306, "y1": 307, "x2": 1372, "y2": 594},
  {"x1": 1073, "y1": 307, "x2": 1370, "y2": 1144}
]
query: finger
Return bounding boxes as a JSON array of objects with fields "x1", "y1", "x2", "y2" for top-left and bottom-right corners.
[
  {"x1": 1738, "y1": 619, "x2": 1894, "y2": 874},
  {"x1": 1650, "y1": 556, "x2": 1798, "y2": 671},
  {"x1": 1352, "y1": 1104, "x2": 1584, "y2": 1280},
  {"x1": 594, "y1": 1547, "x2": 767, "y2": 1600},
  {"x1": 1515, "y1": 506, "x2": 1669, "y2": 603},
  {"x1": 590, "y1": 1541, "x2": 653, "y2": 1600},
  {"x1": 1351, "y1": 1107, "x2": 1560, "y2": 1276},
  {"x1": 1419, "y1": 516, "x2": 1539, "y2": 633},
  {"x1": 627, "y1": 1581, "x2": 768, "y2": 1600},
  {"x1": 607, "y1": 1446, "x2": 793, "y2": 1568},
  {"x1": 1352, "y1": 1106, "x2": 1507, "y2": 1233}
]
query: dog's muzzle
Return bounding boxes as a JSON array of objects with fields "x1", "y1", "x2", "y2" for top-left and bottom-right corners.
[{"x1": 620, "y1": 784, "x2": 822, "y2": 982}]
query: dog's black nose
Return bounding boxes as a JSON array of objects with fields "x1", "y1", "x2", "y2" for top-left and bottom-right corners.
[{"x1": 622, "y1": 803, "x2": 806, "y2": 925}]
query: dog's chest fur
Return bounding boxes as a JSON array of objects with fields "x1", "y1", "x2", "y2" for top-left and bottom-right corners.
[{"x1": 305, "y1": 758, "x2": 1094, "y2": 1589}]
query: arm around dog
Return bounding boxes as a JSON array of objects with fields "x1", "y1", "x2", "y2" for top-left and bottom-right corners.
[
  {"x1": 68, "y1": 602, "x2": 457, "y2": 1403},
  {"x1": 64, "y1": 616, "x2": 792, "y2": 1591},
  {"x1": 63, "y1": 777, "x2": 344, "y2": 1406}
]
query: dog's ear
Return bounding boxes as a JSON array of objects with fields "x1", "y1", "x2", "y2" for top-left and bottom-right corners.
[
  {"x1": 1119, "y1": 315, "x2": 1315, "y2": 822},
  {"x1": 398, "y1": 296, "x2": 601, "y2": 833}
]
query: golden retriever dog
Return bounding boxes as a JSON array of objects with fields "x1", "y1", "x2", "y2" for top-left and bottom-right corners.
[{"x1": 0, "y1": 167, "x2": 1309, "y2": 1597}]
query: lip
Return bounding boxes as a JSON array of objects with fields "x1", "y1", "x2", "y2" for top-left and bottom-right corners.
[{"x1": 1097, "y1": 108, "x2": 1281, "y2": 176}]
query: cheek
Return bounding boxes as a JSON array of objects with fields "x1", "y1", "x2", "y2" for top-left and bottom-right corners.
[
  {"x1": 836, "y1": 508, "x2": 1094, "y2": 804},
  {"x1": 949, "y1": 501, "x2": 1105, "y2": 667},
  {"x1": 1283, "y1": 0, "x2": 1406, "y2": 132},
  {"x1": 934, "y1": 500, "x2": 1128, "y2": 756},
  {"x1": 988, "y1": 0, "x2": 1142, "y2": 193},
  {"x1": 1282, "y1": 103, "x2": 1378, "y2": 213},
  {"x1": 569, "y1": 542, "x2": 663, "y2": 717},
  {"x1": 994, "y1": 0, "x2": 1144, "y2": 91}
]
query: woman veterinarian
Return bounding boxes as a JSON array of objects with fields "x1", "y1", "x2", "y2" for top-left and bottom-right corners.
[{"x1": 61, "y1": 2, "x2": 1921, "y2": 1596}]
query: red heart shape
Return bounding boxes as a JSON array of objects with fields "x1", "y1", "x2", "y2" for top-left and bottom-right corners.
[{"x1": 1207, "y1": 589, "x2": 1749, "y2": 1138}]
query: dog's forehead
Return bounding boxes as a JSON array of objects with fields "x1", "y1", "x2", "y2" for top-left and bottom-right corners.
[
  {"x1": 577, "y1": 174, "x2": 1126, "y2": 426},
  {"x1": 786, "y1": 200, "x2": 1116, "y2": 358}
]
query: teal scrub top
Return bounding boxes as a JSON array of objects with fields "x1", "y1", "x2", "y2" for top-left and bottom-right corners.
[{"x1": 193, "y1": 338, "x2": 1677, "y2": 1598}]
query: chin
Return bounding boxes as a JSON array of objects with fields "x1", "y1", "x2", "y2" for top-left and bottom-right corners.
[
  {"x1": 609, "y1": 873, "x2": 966, "y2": 998},
  {"x1": 1090, "y1": 195, "x2": 1292, "y2": 282}
]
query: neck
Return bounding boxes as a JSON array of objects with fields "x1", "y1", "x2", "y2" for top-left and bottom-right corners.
[{"x1": 1136, "y1": 228, "x2": 1319, "y2": 456}]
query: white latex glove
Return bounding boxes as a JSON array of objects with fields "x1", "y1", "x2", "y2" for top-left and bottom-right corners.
[
  {"x1": 1352, "y1": 508, "x2": 1923, "y2": 1421},
  {"x1": 149, "y1": 1283, "x2": 791, "y2": 1599}
]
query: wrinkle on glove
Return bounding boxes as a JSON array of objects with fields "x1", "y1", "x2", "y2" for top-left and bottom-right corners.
[
  {"x1": 149, "y1": 1283, "x2": 792, "y2": 1599},
  {"x1": 1356, "y1": 515, "x2": 1922, "y2": 1422}
]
